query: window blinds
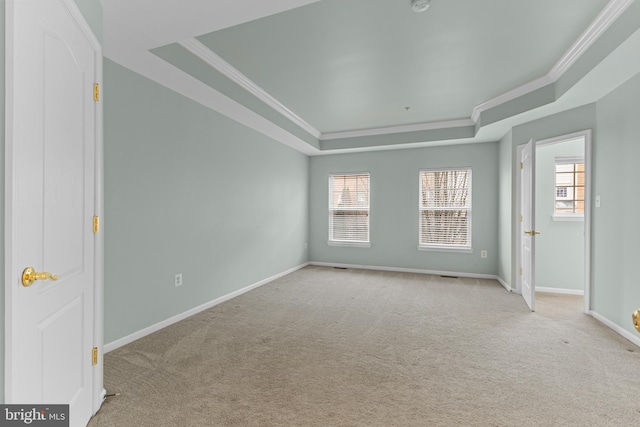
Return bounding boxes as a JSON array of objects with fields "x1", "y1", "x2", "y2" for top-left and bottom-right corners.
[
  {"x1": 329, "y1": 174, "x2": 370, "y2": 243},
  {"x1": 419, "y1": 169, "x2": 471, "y2": 248}
]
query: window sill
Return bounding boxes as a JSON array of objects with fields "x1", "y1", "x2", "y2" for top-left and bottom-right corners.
[
  {"x1": 417, "y1": 245, "x2": 473, "y2": 254},
  {"x1": 328, "y1": 241, "x2": 371, "y2": 248},
  {"x1": 552, "y1": 215, "x2": 584, "y2": 222}
]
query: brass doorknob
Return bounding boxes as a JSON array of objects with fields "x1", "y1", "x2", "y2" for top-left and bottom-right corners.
[
  {"x1": 633, "y1": 310, "x2": 640, "y2": 333},
  {"x1": 21, "y1": 267, "x2": 59, "y2": 287}
]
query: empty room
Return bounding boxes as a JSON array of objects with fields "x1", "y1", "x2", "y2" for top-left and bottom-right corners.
[{"x1": 3, "y1": 0, "x2": 640, "y2": 426}]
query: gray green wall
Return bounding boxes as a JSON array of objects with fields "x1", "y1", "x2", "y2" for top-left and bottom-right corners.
[
  {"x1": 309, "y1": 143, "x2": 499, "y2": 275},
  {"x1": 592, "y1": 71, "x2": 640, "y2": 335},
  {"x1": 535, "y1": 139, "x2": 584, "y2": 291},
  {"x1": 103, "y1": 59, "x2": 309, "y2": 343}
]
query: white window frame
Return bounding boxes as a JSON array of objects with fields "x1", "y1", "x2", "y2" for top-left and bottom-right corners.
[
  {"x1": 418, "y1": 168, "x2": 472, "y2": 253},
  {"x1": 553, "y1": 156, "x2": 585, "y2": 221},
  {"x1": 328, "y1": 173, "x2": 371, "y2": 247}
]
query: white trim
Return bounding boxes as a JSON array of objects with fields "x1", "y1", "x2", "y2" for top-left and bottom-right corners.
[
  {"x1": 104, "y1": 263, "x2": 309, "y2": 353},
  {"x1": 590, "y1": 311, "x2": 640, "y2": 348},
  {"x1": 327, "y1": 241, "x2": 371, "y2": 248},
  {"x1": 471, "y1": 75, "x2": 553, "y2": 123},
  {"x1": 320, "y1": 118, "x2": 475, "y2": 141},
  {"x1": 309, "y1": 262, "x2": 499, "y2": 281},
  {"x1": 496, "y1": 276, "x2": 513, "y2": 292},
  {"x1": 417, "y1": 246, "x2": 473, "y2": 253},
  {"x1": 472, "y1": 0, "x2": 633, "y2": 124},
  {"x1": 552, "y1": 215, "x2": 584, "y2": 222},
  {"x1": 100, "y1": 1, "x2": 629, "y2": 152},
  {"x1": 179, "y1": 38, "x2": 322, "y2": 139},
  {"x1": 536, "y1": 287, "x2": 584, "y2": 295},
  {"x1": 547, "y1": 0, "x2": 635, "y2": 81},
  {"x1": 532, "y1": 130, "x2": 592, "y2": 314}
]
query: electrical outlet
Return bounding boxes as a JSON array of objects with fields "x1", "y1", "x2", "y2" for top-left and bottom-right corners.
[
  {"x1": 175, "y1": 273, "x2": 182, "y2": 287},
  {"x1": 481, "y1": 250, "x2": 488, "y2": 259},
  {"x1": 305, "y1": 242, "x2": 308, "y2": 250},
  {"x1": 595, "y1": 195, "x2": 601, "y2": 208}
]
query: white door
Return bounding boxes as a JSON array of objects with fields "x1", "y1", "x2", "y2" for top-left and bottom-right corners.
[
  {"x1": 520, "y1": 140, "x2": 536, "y2": 311},
  {"x1": 5, "y1": 1, "x2": 101, "y2": 425}
]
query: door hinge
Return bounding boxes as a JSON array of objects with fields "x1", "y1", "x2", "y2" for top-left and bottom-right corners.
[
  {"x1": 519, "y1": 267, "x2": 523, "y2": 276},
  {"x1": 520, "y1": 215, "x2": 523, "y2": 222},
  {"x1": 93, "y1": 83, "x2": 100, "y2": 102},
  {"x1": 93, "y1": 216, "x2": 99, "y2": 234},
  {"x1": 520, "y1": 162, "x2": 524, "y2": 170},
  {"x1": 92, "y1": 347, "x2": 98, "y2": 365}
]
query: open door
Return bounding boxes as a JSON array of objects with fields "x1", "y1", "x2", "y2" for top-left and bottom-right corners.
[
  {"x1": 520, "y1": 139, "x2": 537, "y2": 311},
  {"x1": 5, "y1": 0, "x2": 104, "y2": 424}
]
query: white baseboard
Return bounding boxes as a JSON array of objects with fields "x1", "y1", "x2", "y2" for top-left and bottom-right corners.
[
  {"x1": 495, "y1": 276, "x2": 513, "y2": 292},
  {"x1": 536, "y1": 287, "x2": 584, "y2": 295},
  {"x1": 590, "y1": 310, "x2": 640, "y2": 348},
  {"x1": 309, "y1": 261, "x2": 498, "y2": 281},
  {"x1": 104, "y1": 262, "x2": 310, "y2": 353}
]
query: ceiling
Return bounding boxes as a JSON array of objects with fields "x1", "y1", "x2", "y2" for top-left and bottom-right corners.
[{"x1": 101, "y1": 0, "x2": 640, "y2": 155}]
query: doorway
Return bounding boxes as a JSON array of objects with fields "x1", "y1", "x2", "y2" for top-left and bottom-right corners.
[{"x1": 516, "y1": 130, "x2": 592, "y2": 314}]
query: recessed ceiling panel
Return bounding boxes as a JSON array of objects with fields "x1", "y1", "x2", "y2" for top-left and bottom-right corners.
[{"x1": 194, "y1": 0, "x2": 607, "y2": 133}]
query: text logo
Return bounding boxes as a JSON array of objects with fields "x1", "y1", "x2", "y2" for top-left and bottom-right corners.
[{"x1": 0, "y1": 405, "x2": 69, "y2": 426}]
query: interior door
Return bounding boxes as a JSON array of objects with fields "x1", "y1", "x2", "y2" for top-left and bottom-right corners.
[
  {"x1": 520, "y1": 140, "x2": 536, "y2": 311},
  {"x1": 5, "y1": 0, "x2": 98, "y2": 425}
]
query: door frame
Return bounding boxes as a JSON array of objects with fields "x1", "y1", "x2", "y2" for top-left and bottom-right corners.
[
  {"x1": 4, "y1": 0, "x2": 105, "y2": 412},
  {"x1": 515, "y1": 130, "x2": 592, "y2": 314}
]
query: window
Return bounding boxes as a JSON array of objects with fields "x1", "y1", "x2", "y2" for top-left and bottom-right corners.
[
  {"x1": 419, "y1": 168, "x2": 471, "y2": 251},
  {"x1": 554, "y1": 157, "x2": 584, "y2": 218},
  {"x1": 328, "y1": 173, "x2": 370, "y2": 246}
]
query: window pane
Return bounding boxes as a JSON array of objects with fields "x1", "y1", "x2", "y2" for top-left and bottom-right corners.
[
  {"x1": 555, "y1": 173, "x2": 574, "y2": 186},
  {"x1": 555, "y1": 164, "x2": 574, "y2": 173},
  {"x1": 419, "y1": 169, "x2": 471, "y2": 247},
  {"x1": 420, "y1": 210, "x2": 469, "y2": 246},
  {"x1": 329, "y1": 174, "x2": 370, "y2": 243},
  {"x1": 554, "y1": 160, "x2": 584, "y2": 216},
  {"x1": 331, "y1": 211, "x2": 369, "y2": 241}
]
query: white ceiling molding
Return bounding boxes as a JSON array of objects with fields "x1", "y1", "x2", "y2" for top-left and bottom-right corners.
[
  {"x1": 179, "y1": 38, "x2": 322, "y2": 139},
  {"x1": 470, "y1": 75, "x2": 553, "y2": 123},
  {"x1": 547, "y1": 0, "x2": 635, "y2": 81},
  {"x1": 111, "y1": 49, "x2": 320, "y2": 156},
  {"x1": 320, "y1": 118, "x2": 475, "y2": 141},
  {"x1": 472, "y1": 0, "x2": 634, "y2": 123},
  {"x1": 179, "y1": 0, "x2": 630, "y2": 143},
  {"x1": 105, "y1": 0, "x2": 632, "y2": 154}
]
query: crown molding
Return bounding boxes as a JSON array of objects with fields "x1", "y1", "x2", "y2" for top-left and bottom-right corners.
[
  {"x1": 178, "y1": 0, "x2": 629, "y2": 144},
  {"x1": 470, "y1": 75, "x2": 553, "y2": 123},
  {"x1": 548, "y1": 0, "x2": 635, "y2": 81},
  {"x1": 179, "y1": 38, "x2": 322, "y2": 139},
  {"x1": 320, "y1": 118, "x2": 475, "y2": 141},
  {"x1": 472, "y1": 0, "x2": 633, "y2": 123}
]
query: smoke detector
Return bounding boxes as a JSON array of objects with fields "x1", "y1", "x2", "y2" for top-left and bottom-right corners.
[{"x1": 411, "y1": 0, "x2": 430, "y2": 13}]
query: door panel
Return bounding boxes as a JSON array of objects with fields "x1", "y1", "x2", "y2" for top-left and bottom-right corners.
[
  {"x1": 520, "y1": 140, "x2": 535, "y2": 311},
  {"x1": 6, "y1": 1, "x2": 97, "y2": 425}
]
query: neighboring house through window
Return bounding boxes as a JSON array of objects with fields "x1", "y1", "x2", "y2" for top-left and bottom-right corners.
[
  {"x1": 554, "y1": 157, "x2": 584, "y2": 219},
  {"x1": 419, "y1": 168, "x2": 472, "y2": 251},
  {"x1": 328, "y1": 173, "x2": 370, "y2": 246}
]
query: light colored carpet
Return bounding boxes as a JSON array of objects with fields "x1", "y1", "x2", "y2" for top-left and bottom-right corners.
[{"x1": 88, "y1": 266, "x2": 640, "y2": 426}]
